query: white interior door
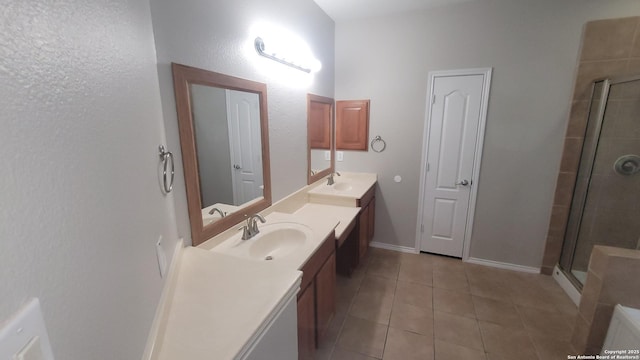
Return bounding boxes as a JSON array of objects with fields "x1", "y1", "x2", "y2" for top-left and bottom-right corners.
[
  {"x1": 419, "y1": 70, "x2": 491, "y2": 258},
  {"x1": 226, "y1": 90, "x2": 263, "y2": 206}
]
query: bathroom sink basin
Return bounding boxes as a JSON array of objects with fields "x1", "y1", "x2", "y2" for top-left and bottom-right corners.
[
  {"x1": 212, "y1": 222, "x2": 313, "y2": 261},
  {"x1": 309, "y1": 181, "x2": 357, "y2": 195},
  {"x1": 332, "y1": 183, "x2": 353, "y2": 191},
  {"x1": 248, "y1": 227, "x2": 308, "y2": 260}
]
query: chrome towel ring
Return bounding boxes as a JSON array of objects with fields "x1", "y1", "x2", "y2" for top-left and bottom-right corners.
[
  {"x1": 158, "y1": 145, "x2": 175, "y2": 193},
  {"x1": 370, "y1": 135, "x2": 386, "y2": 153}
]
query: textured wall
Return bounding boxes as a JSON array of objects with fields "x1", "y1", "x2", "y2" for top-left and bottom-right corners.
[
  {"x1": 150, "y1": 0, "x2": 335, "y2": 244},
  {"x1": 335, "y1": 0, "x2": 640, "y2": 268},
  {"x1": 0, "y1": 0, "x2": 178, "y2": 359}
]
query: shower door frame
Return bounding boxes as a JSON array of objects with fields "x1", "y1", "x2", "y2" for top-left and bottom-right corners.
[{"x1": 559, "y1": 74, "x2": 640, "y2": 290}]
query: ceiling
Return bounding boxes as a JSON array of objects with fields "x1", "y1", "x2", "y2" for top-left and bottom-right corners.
[{"x1": 313, "y1": 0, "x2": 477, "y2": 21}]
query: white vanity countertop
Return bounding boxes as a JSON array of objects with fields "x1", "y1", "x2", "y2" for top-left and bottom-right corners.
[
  {"x1": 208, "y1": 211, "x2": 338, "y2": 270},
  {"x1": 292, "y1": 203, "x2": 360, "y2": 240},
  {"x1": 154, "y1": 247, "x2": 301, "y2": 360},
  {"x1": 308, "y1": 172, "x2": 377, "y2": 206}
]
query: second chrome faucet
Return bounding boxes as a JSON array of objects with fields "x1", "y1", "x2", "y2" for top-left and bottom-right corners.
[
  {"x1": 327, "y1": 171, "x2": 341, "y2": 185},
  {"x1": 240, "y1": 214, "x2": 266, "y2": 240}
]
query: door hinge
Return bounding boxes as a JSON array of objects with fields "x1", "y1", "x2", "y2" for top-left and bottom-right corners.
[
  {"x1": 426, "y1": 162, "x2": 430, "y2": 172},
  {"x1": 421, "y1": 224, "x2": 424, "y2": 233}
]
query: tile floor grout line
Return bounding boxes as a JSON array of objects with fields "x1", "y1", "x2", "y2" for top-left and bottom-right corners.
[
  {"x1": 430, "y1": 270, "x2": 436, "y2": 360},
  {"x1": 378, "y1": 262, "x2": 399, "y2": 360},
  {"x1": 467, "y1": 274, "x2": 491, "y2": 359},
  {"x1": 513, "y1": 302, "x2": 544, "y2": 360}
]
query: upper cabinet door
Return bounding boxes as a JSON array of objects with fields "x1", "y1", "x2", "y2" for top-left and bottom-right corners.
[{"x1": 336, "y1": 100, "x2": 370, "y2": 151}]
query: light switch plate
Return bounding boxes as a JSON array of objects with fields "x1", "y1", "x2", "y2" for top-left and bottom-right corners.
[
  {"x1": 337, "y1": 151, "x2": 344, "y2": 162},
  {"x1": 0, "y1": 299, "x2": 54, "y2": 360},
  {"x1": 324, "y1": 151, "x2": 330, "y2": 161},
  {"x1": 16, "y1": 336, "x2": 43, "y2": 360}
]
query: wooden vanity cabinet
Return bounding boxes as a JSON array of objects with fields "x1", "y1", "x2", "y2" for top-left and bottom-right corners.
[
  {"x1": 357, "y1": 184, "x2": 376, "y2": 263},
  {"x1": 297, "y1": 233, "x2": 336, "y2": 359},
  {"x1": 297, "y1": 285, "x2": 315, "y2": 360}
]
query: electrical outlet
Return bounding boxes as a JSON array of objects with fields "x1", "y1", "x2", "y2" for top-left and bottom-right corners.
[
  {"x1": 156, "y1": 236, "x2": 167, "y2": 278},
  {"x1": 324, "y1": 151, "x2": 330, "y2": 161}
]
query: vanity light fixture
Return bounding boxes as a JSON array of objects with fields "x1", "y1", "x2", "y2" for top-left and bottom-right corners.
[{"x1": 254, "y1": 36, "x2": 320, "y2": 73}]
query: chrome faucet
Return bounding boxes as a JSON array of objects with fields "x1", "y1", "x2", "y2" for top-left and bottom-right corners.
[
  {"x1": 327, "y1": 171, "x2": 341, "y2": 185},
  {"x1": 208, "y1": 207, "x2": 226, "y2": 217},
  {"x1": 239, "y1": 214, "x2": 266, "y2": 240}
]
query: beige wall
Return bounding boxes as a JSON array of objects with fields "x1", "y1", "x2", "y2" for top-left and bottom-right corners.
[
  {"x1": 335, "y1": 0, "x2": 640, "y2": 268},
  {"x1": 544, "y1": 16, "x2": 640, "y2": 274}
]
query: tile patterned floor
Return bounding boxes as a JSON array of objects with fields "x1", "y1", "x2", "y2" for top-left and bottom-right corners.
[{"x1": 312, "y1": 248, "x2": 579, "y2": 359}]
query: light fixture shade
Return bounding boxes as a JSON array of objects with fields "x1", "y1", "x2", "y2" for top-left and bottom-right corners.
[{"x1": 254, "y1": 36, "x2": 320, "y2": 74}]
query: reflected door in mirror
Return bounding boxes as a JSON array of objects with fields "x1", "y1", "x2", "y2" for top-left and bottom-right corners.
[
  {"x1": 191, "y1": 85, "x2": 264, "y2": 210},
  {"x1": 227, "y1": 90, "x2": 264, "y2": 205}
]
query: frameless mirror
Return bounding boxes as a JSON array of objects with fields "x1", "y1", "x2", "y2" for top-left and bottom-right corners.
[
  {"x1": 307, "y1": 94, "x2": 335, "y2": 184},
  {"x1": 172, "y1": 63, "x2": 271, "y2": 246}
]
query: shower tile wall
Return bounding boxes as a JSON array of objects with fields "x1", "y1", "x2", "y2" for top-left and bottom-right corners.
[{"x1": 542, "y1": 16, "x2": 640, "y2": 275}]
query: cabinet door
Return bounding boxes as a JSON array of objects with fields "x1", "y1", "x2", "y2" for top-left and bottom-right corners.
[
  {"x1": 297, "y1": 285, "x2": 315, "y2": 360},
  {"x1": 368, "y1": 196, "x2": 376, "y2": 242},
  {"x1": 358, "y1": 204, "x2": 370, "y2": 262},
  {"x1": 315, "y1": 252, "x2": 336, "y2": 346},
  {"x1": 336, "y1": 100, "x2": 370, "y2": 151}
]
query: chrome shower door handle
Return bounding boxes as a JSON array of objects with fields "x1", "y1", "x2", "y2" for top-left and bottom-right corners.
[{"x1": 456, "y1": 179, "x2": 470, "y2": 186}]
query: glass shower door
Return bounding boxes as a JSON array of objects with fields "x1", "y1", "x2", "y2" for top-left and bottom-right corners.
[{"x1": 560, "y1": 77, "x2": 640, "y2": 287}]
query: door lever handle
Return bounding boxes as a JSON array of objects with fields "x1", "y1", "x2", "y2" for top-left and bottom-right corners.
[{"x1": 456, "y1": 179, "x2": 470, "y2": 186}]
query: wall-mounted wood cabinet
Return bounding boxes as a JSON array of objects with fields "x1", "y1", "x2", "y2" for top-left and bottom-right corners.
[{"x1": 336, "y1": 100, "x2": 370, "y2": 151}]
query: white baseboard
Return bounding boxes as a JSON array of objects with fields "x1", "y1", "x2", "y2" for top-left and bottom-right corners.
[
  {"x1": 552, "y1": 265, "x2": 581, "y2": 306},
  {"x1": 464, "y1": 257, "x2": 540, "y2": 274},
  {"x1": 369, "y1": 241, "x2": 419, "y2": 254}
]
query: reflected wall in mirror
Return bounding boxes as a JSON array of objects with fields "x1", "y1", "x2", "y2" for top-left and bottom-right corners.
[
  {"x1": 172, "y1": 63, "x2": 271, "y2": 246},
  {"x1": 307, "y1": 94, "x2": 335, "y2": 184}
]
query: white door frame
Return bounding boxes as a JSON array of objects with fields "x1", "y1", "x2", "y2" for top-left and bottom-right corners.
[{"x1": 415, "y1": 67, "x2": 492, "y2": 260}]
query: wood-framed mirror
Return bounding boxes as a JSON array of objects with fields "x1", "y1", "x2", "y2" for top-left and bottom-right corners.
[
  {"x1": 307, "y1": 94, "x2": 335, "y2": 184},
  {"x1": 172, "y1": 63, "x2": 272, "y2": 246}
]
